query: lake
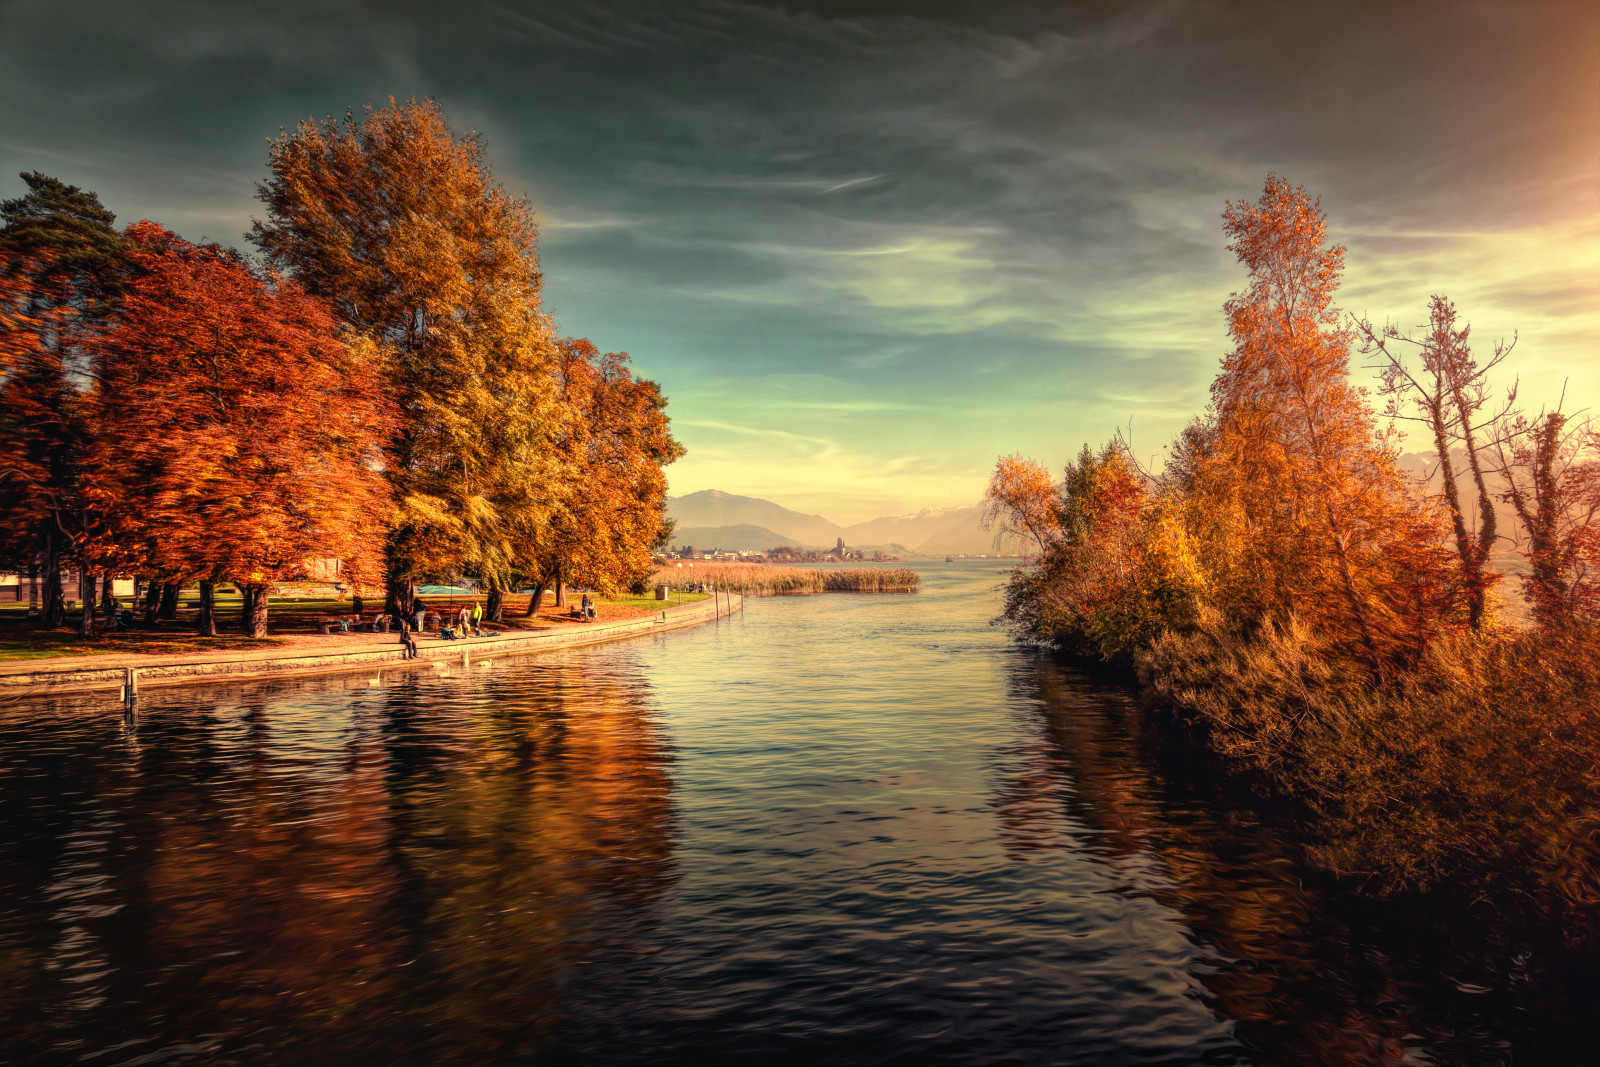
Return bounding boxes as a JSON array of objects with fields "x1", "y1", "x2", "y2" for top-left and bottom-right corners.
[{"x1": 0, "y1": 561, "x2": 1584, "y2": 1065}]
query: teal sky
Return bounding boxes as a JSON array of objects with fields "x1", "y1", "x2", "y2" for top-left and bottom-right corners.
[{"x1": 3, "y1": 0, "x2": 1596, "y2": 523}]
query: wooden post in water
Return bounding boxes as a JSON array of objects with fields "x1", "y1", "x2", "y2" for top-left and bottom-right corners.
[{"x1": 122, "y1": 667, "x2": 138, "y2": 716}]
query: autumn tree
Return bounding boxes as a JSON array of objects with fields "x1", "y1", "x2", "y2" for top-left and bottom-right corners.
[
  {"x1": 1357, "y1": 295, "x2": 1512, "y2": 629},
  {"x1": 513, "y1": 338, "x2": 682, "y2": 617},
  {"x1": 981, "y1": 455, "x2": 1060, "y2": 554},
  {"x1": 1492, "y1": 409, "x2": 1600, "y2": 625},
  {"x1": 89, "y1": 222, "x2": 392, "y2": 637},
  {"x1": 0, "y1": 173, "x2": 125, "y2": 631},
  {"x1": 250, "y1": 98, "x2": 566, "y2": 616},
  {"x1": 1192, "y1": 175, "x2": 1457, "y2": 667}
]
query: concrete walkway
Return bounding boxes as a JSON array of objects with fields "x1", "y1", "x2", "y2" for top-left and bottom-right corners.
[{"x1": 0, "y1": 595, "x2": 741, "y2": 699}]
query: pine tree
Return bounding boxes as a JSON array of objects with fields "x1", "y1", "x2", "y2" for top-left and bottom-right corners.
[{"x1": 0, "y1": 173, "x2": 125, "y2": 631}]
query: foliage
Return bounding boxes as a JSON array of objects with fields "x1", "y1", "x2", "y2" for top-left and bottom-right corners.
[
  {"x1": 0, "y1": 103, "x2": 681, "y2": 645},
  {"x1": 251, "y1": 98, "x2": 566, "y2": 611},
  {"x1": 985, "y1": 173, "x2": 1600, "y2": 922},
  {"x1": 515, "y1": 338, "x2": 683, "y2": 599},
  {"x1": 89, "y1": 222, "x2": 393, "y2": 635},
  {"x1": 1140, "y1": 614, "x2": 1600, "y2": 912},
  {"x1": 0, "y1": 173, "x2": 127, "y2": 627},
  {"x1": 981, "y1": 455, "x2": 1060, "y2": 554},
  {"x1": 1493, "y1": 411, "x2": 1600, "y2": 625}
]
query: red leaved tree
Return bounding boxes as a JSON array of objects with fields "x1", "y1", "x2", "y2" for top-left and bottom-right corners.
[{"x1": 89, "y1": 222, "x2": 393, "y2": 636}]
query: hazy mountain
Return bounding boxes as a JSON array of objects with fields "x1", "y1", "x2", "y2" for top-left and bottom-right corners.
[
  {"x1": 667, "y1": 490, "x2": 841, "y2": 548},
  {"x1": 915, "y1": 508, "x2": 1025, "y2": 556},
  {"x1": 670, "y1": 524, "x2": 809, "y2": 553},
  {"x1": 842, "y1": 505, "x2": 975, "y2": 548},
  {"x1": 667, "y1": 491, "x2": 1024, "y2": 556}
]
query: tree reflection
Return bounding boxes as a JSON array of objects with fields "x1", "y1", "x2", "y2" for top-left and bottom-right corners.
[
  {"x1": 0, "y1": 660, "x2": 678, "y2": 1064},
  {"x1": 991, "y1": 657, "x2": 1581, "y2": 1066}
]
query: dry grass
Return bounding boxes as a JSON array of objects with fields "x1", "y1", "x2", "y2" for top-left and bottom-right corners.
[
  {"x1": 1138, "y1": 612, "x2": 1600, "y2": 926},
  {"x1": 650, "y1": 561, "x2": 919, "y2": 595}
]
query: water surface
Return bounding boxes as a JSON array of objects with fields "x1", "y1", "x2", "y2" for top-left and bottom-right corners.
[{"x1": 0, "y1": 563, "x2": 1581, "y2": 1064}]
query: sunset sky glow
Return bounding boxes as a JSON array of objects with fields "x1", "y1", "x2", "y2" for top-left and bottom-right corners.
[{"x1": 3, "y1": 0, "x2": 1595, "y2": 523}]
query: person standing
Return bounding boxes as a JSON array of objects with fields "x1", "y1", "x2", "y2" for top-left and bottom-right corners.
[{"x1": 470, "y1": 600, "x2": 484, "y2": 635}]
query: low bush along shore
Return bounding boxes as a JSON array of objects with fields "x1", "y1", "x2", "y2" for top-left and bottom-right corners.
[{"x1": 650, "y1": 561, "x2": 919, "y2": 595}]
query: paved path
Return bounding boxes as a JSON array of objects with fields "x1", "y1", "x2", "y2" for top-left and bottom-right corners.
[{"x1": 0, "y1": 595, "x2": 739, "y2": 698}]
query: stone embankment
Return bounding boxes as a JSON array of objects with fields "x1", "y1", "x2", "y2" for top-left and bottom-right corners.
[{"x1": 0, "y1": 594, "x2": 741, "y2": 700}]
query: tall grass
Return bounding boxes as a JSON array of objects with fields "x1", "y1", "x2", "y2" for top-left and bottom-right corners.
[
  {"x1": 1138, "y1": 611, "x2": 1600, "y2": 925},
  {"x1": 651, "y1": 561, "x2": 919, "y2": 595}
]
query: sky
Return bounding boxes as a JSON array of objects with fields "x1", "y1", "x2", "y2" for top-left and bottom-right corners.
[{"x1": 2, "y1": 0, "x2": 1596, "y2": 524}]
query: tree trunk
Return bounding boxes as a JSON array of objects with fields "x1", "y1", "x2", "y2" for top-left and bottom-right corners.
[
  {"x1": 143, "y1": 578, "x2": 162, "y2": 623},
  {"x1": 239, "y1": 586, "x2": 256, "y2": 634},
  {"x1": 247, "y1": 586, "x2": 270, "y2": 637},
  {"x1": 522, "y1": 578, "x2": 548, "y2": 617},
  {"x1": 27, "y1": 559, "x2": 38, "y2": 618},
  {"x1": 555, "y1": 564, "x2": 566, "y2": 607},
  {"x1": 159, "y1": 581, "x2": 179, "y2": 620},
  {"x1": 78, "y1": 570, "x2": 96, "y2": 637},
  {"x1": 40, "y1": 530, "x2": 63, "y2": 628},
  {"x1": 384, "y1": 547, "x2": 415, "y2": 618},
  {"x1": 197, "y1": 580, "x2": 217, "y2": 637},
  {"x1": 486, "y1": 587, "x2": 504, "y2": 623},
  {"x1": 352, "y1": 592, "x2": 365, "y2": 615},
  {"x1": 101, "y1": 573, "x2": 116, "y2": 619}
]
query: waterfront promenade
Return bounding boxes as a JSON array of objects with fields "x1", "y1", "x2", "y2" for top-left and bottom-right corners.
[{"x1": 0, "y1": 594, "x2": 741, "y2": 699}]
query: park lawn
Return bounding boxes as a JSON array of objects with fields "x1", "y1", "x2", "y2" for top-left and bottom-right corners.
[{"x1": 0, "y1": 628, "x2": 284, "y2": 661}]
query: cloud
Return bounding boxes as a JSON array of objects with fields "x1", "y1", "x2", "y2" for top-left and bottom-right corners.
[{"x1": 2, "y1": 0, "x2": 1594, "y2": 518}]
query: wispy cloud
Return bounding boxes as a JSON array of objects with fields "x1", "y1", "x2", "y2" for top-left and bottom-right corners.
[{"x1": 4, "y1": 0, "x2": 1593, "y2": 518}]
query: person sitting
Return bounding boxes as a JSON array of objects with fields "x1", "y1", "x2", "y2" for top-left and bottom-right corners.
[
  {"x1": 440, "y1": 625, "x2": 458, "y2": 640},
  {"x1": 399, "y1": 621, "x2": 419, "y2": 660}
]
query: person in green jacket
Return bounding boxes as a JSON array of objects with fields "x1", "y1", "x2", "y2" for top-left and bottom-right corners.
[{"x1": 470, "y1": 601, "x2": 484, "y2": 635}]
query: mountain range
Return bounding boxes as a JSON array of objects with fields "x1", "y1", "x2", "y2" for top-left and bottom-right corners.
[{"x1": 666, "y1": 490, "x2": 1023, "y2": 556}]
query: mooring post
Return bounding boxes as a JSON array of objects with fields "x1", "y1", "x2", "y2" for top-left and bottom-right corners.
[
  {"x1": 462, "y1": 648, "x2": 470, "y2": 671},
  {"x1": 122, "y1": 667, "x2": 138, "y2": 716}
]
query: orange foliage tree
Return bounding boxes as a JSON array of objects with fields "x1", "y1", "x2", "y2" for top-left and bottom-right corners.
[
  {"x1": 514, "y1": 338, "x2": 682, "y2": 616},
  {"x1": 89, "y1": 222, "x2": 393, "y2": 636},
  {"x1": 1193, "y1": 175, "x2": 1457, "y2": 667},
  {"x1": 251, "y1": 98, "x2": 564, "y2": 616},
  {"x1": 981, "y1": 455, "x2": 1060, "y2": 554}
]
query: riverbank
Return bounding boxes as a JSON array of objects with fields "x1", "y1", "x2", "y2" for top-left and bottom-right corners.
[{"x1": 0, "y1": 593, "x2": 741, "y2": 699}]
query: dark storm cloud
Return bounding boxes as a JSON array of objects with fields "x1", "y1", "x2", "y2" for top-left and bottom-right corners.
[{"x1": 2, "y1": 0, "x2": 1594, "y2": 518}]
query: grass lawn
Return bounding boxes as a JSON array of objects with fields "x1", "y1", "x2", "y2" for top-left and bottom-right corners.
[{"x1": 0, "y1": 629, "x2": 284, "y2": 661}]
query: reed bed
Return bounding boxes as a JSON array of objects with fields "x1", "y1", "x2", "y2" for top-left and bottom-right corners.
[{"x1": 651, "y1": 561, "x2": 919, "y2": 595}]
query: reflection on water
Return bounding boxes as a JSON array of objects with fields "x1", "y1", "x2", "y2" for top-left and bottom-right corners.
[
  {"x1": 0, "y1": 563, "x2": 1590, "y2": 1064},
  {"x1": 0, "y1": 664, "x2": 676, "y2": 1064}
]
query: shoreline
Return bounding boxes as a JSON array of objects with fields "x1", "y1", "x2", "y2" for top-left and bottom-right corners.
[{"x1": 0, "y1": 594, "x2": 741, "y2": 701}]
